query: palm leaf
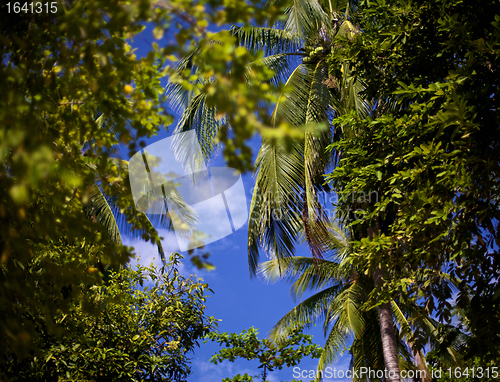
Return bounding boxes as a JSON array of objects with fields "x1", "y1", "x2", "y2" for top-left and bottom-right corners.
[
  {"x1": 259, "y1": 257, "x2": 342, "y2": 299},
  {"x1": 267, "y1": 0, "x2": 330, "y2": 40},
  {"x1": 348, "y1": 310, "x2": 385, "y2": 382},
  {"x1": 252, "y1": 63, "x2": 334, "y2": 267},
  {"x1": 324, "y1": 280, "x2": 366, "y2": 337},
  {"x1": 270, "y1": 63, "x2": 329, "y2": 127},
  {"x1": 302, "y1": 61, "x2": 335, "y2": 259},
  {"x1": 247, "y1": 139, "x2": 305, "y2": 274},
  {"x1": 391, "y1": 297, "x2": 464, "y2": 369},
  {"x1": 84, "y1": 183, "x2": 123, "y2": 245},
  {"x1": 171, "y1": 92, "x2": 224, "y2": 166},
  {"x1": 84, "y1": 155, "x2": 171, "y2": 263},
  {"x1": 316, "y1": 310, "x2": 352, "y2": 372},
  {"x1": 315, "y1": 281, "x2": 368, "y2": 373},
  {"x1": 268, "y1": 283, "x2": 347, "y2": 339},
  {"x1": 245, "y1": 52, "x2": 300, "y2": 90},
  {"x1": 84, "y1": 183, "x2": 167, "y2": 263},
  {"x1": 230, "y1": 25, "x2": 301, "y2": 56}
]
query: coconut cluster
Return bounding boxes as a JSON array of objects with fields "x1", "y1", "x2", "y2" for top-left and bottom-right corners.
[{"x1": 302, "y1": 46, "x2": 326, "y2": 64}]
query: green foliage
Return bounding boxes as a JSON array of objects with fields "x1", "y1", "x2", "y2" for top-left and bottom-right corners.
[
  {"x1": 0, "y1": 0, "x2": 281, "y2": 360},
  {"x1": 325, "y1": 0, "x2": 500, "y2": 361},
  {"x1": 206, "y1": 326, "x2": 322, "y2": 382},
  {"x1": 3, "y1": 252, "x2": 217, "y2": 381}
]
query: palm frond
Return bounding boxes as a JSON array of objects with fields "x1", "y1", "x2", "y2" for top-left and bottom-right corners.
[
  {"x1": 170, "y1": 92, "x2": 224, "y2": 165},
  {"x1": 84, "y1": 180, "x2": 168, "y2": 263},
  {"x1": 348, "y1": 310, "x2": 385, "y2": 382},
  {"x1": 268, "y1": 283, "x2": 347, "y2": 339},
  {"x1": 324, "y1": 281, "x2": 366, "y2": 337},
  {"x1": 392, "y1": 297, "x2": 465, "y2": 368},
  {"x1": 259, "y1": 257, "x2": 343, "y2": 299},
  {"x1": 270, "y1": 63, "x2": 332, "y2": 127},
  {"x1": 391, "y1": 301, "x2": 432, "y2": 382},
  {"x1": 268, "y1": 0, "x2": 330, "y2": 40},
  {"x1": 347, "y1": 310, "x2": 416, "y2": 382},
  {"x1": 315, "y1": 305, "x2": 355, "y2": 373},
  {"x1": 245, "y1": 53, "x2": 300, "y2": 90},
  {"x1": 166, "y1": 26, "x2": 300, "y2": 115},
  {"x1": 247, "y1": 139, "x2": 304, "y2": 274},
  {"x1": 84, "y1": 183, "x2": 123, "y2": 245},
  {"x1": 137, "y1": 183, "x2": 199, "y2": 237},
  {"x1": 323, "y1": 220, "x2": 352, "y2": 258},
  {"x1": 301, "y1": 61, "x2": 335, "y2": 259},
  {"x1": 230, "y1": 25, "x2": 301, "y2": 56}
]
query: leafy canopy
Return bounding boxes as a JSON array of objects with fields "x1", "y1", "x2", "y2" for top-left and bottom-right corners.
[
  {"x1": 325, "y1": 0, "x2": 500, "y2": 359},
  {"x1": 0, "y1": 0, "x2": 282, "y2": 360},
  {"x1": 4, "y1": 253, "x2": 218, "y2": 381}
]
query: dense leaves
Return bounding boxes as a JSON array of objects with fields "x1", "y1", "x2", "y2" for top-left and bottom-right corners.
[
  {"x1": 326, "y1": 0, "x2": 500, "y2": 361},
  {"x1": 3, "y1": 253, "x2": 217, "y2": 381}
]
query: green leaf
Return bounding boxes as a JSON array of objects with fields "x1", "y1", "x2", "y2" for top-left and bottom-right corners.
[{"x1": 153, "y1": 26, "x2": 164, "y2": 40}]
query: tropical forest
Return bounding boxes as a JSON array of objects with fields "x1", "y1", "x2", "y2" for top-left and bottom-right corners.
[{"x1": 0, "y1": 0, "x2": 499, "y2": 381}]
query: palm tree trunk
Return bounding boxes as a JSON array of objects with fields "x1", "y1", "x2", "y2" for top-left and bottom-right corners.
[
  {"x1": 368, "y1": 223, "x2": 400, "y2": 382},
  {"x1": 413, "y1": 348, "x2": 432, "y2": 382},
  {"x1": 373, "y1": 267, "x2": 401, "y2": 382}
]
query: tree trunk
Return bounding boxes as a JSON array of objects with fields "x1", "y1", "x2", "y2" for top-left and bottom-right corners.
[
  {"x1": 413, "y1": 348, "x2": 432, "y2": 382},
  {"x1": 373, "y1": 267, "x2": 401, "y2": 382},
  {"x1": 368, "y1": 223, "x2": 400, "y2": 382}
]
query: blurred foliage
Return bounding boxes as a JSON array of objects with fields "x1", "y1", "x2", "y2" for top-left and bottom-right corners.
[
  {"x1": 0, "y1": 0, "x2": 283, "y2": 366},
  {"x1": 325, "y1": 0, "x2": 500, "y2": 362},
  {"x1": 3, "y1": 252, "x2": 218, "y2": 381},
  {"x1": 206, "y1": 326, "x2": 322, "y2": 382}
]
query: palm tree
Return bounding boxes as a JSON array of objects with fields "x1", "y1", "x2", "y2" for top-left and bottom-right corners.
[
  {"x1": 258, "y1": 223, "x2": 462, "y2": 382},
  {"x1": 166, "y1": 0, "x2": 369, "y2": 267},
  {"x1": 165, "y1": 0, "x2": 411, "y2": 378}
]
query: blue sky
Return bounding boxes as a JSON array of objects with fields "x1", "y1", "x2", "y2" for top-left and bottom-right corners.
[
  {"x1": 120, "y1": 23, "x2": 354, "y2": 382},
  {"x1": 123, "y1": 149, "x2": 353, "y2": 382}
]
